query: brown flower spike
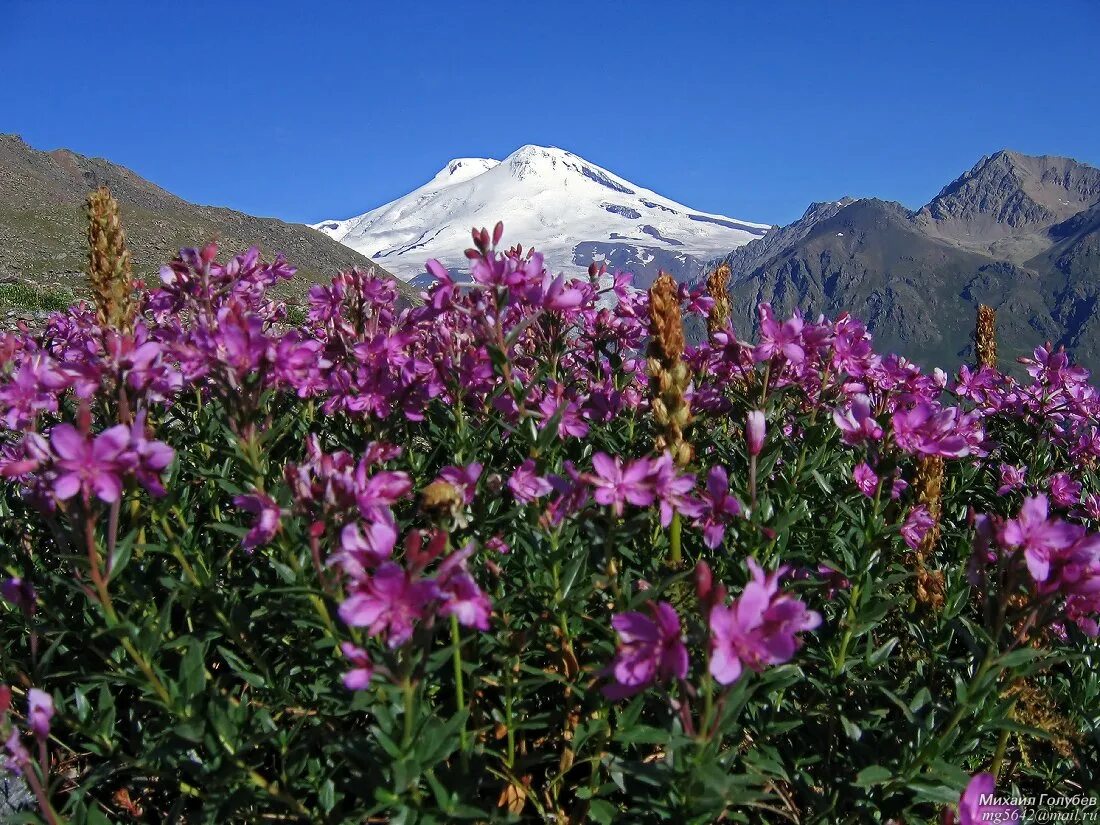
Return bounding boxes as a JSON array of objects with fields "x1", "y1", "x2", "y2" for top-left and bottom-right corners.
[
  {"x1": 648, "y1": 272, "x2": 693, "y2": 466},
  {"x1": 976, "y1": 303, "x2": 997, "y2": 370},
  {"x1": 86, "y1": 186, "x2": 136, "y2": 333},
  {"x1": 913, "y1": 454, "x2": 946, "y2": 609},
  {"x1": 705, "y1": 262, "x2": 732, "y2": 335}
]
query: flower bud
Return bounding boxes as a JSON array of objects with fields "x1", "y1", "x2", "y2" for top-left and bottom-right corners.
[
  {"x1": 27, "y1": 688, "x2": 53, "y2": 739},
  {"x1": 746, "y1": 410, "x2": 766, "y2": 457},
  {"x1": 694, "y1": 560, "x2": 713, "y2": 604}
]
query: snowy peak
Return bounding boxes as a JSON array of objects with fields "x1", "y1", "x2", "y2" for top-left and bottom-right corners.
[
  {"x1": 431, "y1": 157, "x2": 500, "y2": 186},
  {"x1": 313, "y1": 144, "x2": 769, "y2": 286}
]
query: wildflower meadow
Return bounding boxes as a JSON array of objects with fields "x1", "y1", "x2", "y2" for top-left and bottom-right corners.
[{"x1": 0, "y1": 190, "x2": 1097, "y2": 823}]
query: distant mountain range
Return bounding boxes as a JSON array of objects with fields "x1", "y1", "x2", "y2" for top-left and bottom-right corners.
[
  {"x1": 3, "y1": 133, "x2": 1098, "y2": 371},
  {"x1": 707, "y1": 150, "x2": 1100, "y2": 369},
  {"x1": 312, "y1": 144, "x2": 770, "y2": 288},
  {"x1": 0, "y1": 134, "x2": 417, "y2": 307}
]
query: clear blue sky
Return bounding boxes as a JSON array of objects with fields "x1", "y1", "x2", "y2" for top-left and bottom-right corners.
[{"x1": 3, "y1": 0, "x2": 1098, "y2": 226}]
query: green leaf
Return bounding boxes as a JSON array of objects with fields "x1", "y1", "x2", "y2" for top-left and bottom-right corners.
[
  {"x1": 854, "y1": 765, "x2": 893, "y2": 788},
  {"x1": 588, "y1": 800, "x2": 618, "y2": 824}
]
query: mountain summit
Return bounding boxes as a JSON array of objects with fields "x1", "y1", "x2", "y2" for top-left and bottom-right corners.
[
  {"x1": 314, "y1": 144, "x2": 769, "y2": 285},
  {"x1": 708, "y1": 150, "x2": 1100, "y2": 368}
]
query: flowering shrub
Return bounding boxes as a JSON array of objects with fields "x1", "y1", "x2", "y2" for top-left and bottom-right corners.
[{"x1": 0, "y1": 198, "x2": 1098, "y2": 822}]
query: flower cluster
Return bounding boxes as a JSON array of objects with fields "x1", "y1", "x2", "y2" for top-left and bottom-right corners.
[{"x1": 603, "y1": 559, "x2": 820, "y2": 698}]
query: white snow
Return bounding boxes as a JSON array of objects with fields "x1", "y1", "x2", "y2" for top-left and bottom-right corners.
[{"x1": 312, "y1": 144, "x2": 769, "y2": 282}]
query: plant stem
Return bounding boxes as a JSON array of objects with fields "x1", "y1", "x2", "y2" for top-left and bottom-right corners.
[
  {"x1": 668, "y1": 512, "x2": 683, "y2": 568},
  {"x1": 450, "y1": 615, "x2": 469, "y2": 754}
]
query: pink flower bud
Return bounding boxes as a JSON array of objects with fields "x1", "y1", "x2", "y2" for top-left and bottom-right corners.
[
  {"x1": 0, "y1": 685, "x2": 11, "y2": 717},
  {"x1": 27, "y1": 688, "x2": 52, "y2": 739},
  {"x1": 694, "y1": 560, "x2": 713, "y2": 604},
  {"x1": 746, "y1": 410, "x2": 766, "y2": 457}
]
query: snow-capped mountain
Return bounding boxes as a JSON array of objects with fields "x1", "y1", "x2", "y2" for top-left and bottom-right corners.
[{"x1": 312, "y1": 145, "x2": 769, "y2": 287}]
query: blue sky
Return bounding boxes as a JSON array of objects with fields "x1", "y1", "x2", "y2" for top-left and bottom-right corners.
[{"x1": 3, "y1": 0, "x2": 1098, "y2": 226}]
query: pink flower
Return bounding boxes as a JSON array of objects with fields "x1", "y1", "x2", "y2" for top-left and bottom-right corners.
[
  {"x1": 587, "y1": 453, "x2": 655, "y2": 517},
  {"x1": 753, "y1": 303, "x2": 805, "y2": 364},
  {"x1": 602, "y1": 601, "x2": 688, "y2": 699},
  {"x1": 27, "y1": 688, "x2": 53, "y2": 739},
  {"x1": 955, "y1": 772, "x2": 1017, "y2": 825},
  {"x1": 49, "y1": 422, "x2": 131, "y2": 503},
  {"x1": 339, "y1": 643, "x2": 374, "y2": 691},
  {"x1": 708, "y1": 559, "x2": 821, "y2": 685},
  {"x1": 901, "y1": 505, "x2": 935, "y2": 550},
  {"x1": 892, "y1": 401, "x2": 980, "y2": 458},
  {"x1": 746, "y1": 410, "x2": 766, "y2": 457},
  {"x1": 507, "y1": 459, "x2": 553, "y2": 504},
  {"x1": 1, "y1": 577, "x2": 35, "y2": 617},
  {"x1": 891, "y1": 477, "x2": 909, "y2": 500},
  {"x1": 694, "y1": 466, "x2": 742, "y2": 549},
  {"x1": 832, "y1": 394, "x2": 883, "y2": 446},
  {"x1": 233, "y1": 491, "x2": 282, "y2": 552},
  {"x1": 1048, "y1": 472, "x2": 1082, "y2": 509},
  {"x1": 1002, "y1": 495, "x2": 1081, "y2": 583},
  {"x1": 436, "y1": 544, "x2": 492, "y2": 631},
  {"x1": 329, "y1": 516, "x2": 398, "y2": 579},
  {"x1": 338, "y1": 562, "x2": 438, "y2": 648},
  {"x1": 437, "y1": 462, "x2": 482, "y2": 505},
  {"x1": 649, "y1": 452, "x2": 703, "y2": 527},
  {"x1": 997, "y1": 464, "x2": 1026, "y2": 496},
  {"x1": 3, "y1": 728, "x2": 30, "y2": 775},
  {"x1": 853, "y1": 463, "x2": 878, "y2": 497}
]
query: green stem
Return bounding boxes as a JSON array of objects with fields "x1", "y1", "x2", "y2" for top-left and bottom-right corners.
[
  {"x1": 450, "y1": 615, "x2": 469, "y2": 754},
  {"x1": 403, "y1": 677, "x2": 417, "y2": 749},
  {"x1": 668, "y1": 512, "x2": 683, "y2": 568}
]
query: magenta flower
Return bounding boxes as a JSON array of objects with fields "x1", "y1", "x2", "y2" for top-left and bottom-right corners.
[
  {"x1": 997, "y1": 463, "x2": 1027, "y2": 495},
  {"x1": 892, "y1": 402, "x2": 980, "y2": 458},
  {"x1": 602, "y1": 601, "x2": 689, "y2": 699},
  {"x1": 233, "y1": 491, "x2": 282, "y2": 552},
  {"x1": 955, "y1": 772, "x2": 1018, "y2": 825},
  {"x1": 901, "y1": 505, "x2": 935, "y2": 550},
  {"x1": 49, "y1": 423, "x2": 131, "y2": 503},
  {"x1": 27, "y1": 688, "x2": 53, "y2": 739},
  {"x1": 124, "y1": 413, "x2": 175, "y2": 497},
  {"x1": 853, "y1": 463, "x2": 878, "y2": 497},
  {"x1": 1, "y1": 578, "x2": 35, "y2": 617},
  {"x1": 694, "y1": 466, "x2": 742, "y2": 549},
  {"x1": 708, "y1": 559, "x2": 821, "y2": 685},
  {"x1": 437, "y1": 554, "x2": 493, "y2": 631},
  {"x1": 339, "y1": 562, "x2": 439, "y2": 648},
  {"x1": 746, "y1": 410, "x2": 766, "y2": 457},
  {"x1": 507, "y1": 458, "x2": 553, "y2": 504},
  {"x1": 355, "y1": 469, "x2": 413, "y2": 516},
  {"x1": 1048, "y1": 472, "x2": 1082, "y2": 509},
  {"x1": 437, "y1": 462, "x2": 482, "y2": 505},
  {"x1": 3, "y1": 728, "x2": 30, "y2": 775},
  {"x1": 330, "y1": 517, "x2": 398, "y2": 579},
  {"x1": 753, "y1": 303, "x2": 805, "y2": 364},
  {"x1": 649, "y1": 452, "x2": 703, "y2": 527},
  {"x1": 339, "y1": 643, "x2": 374, "y2": 691},
  {"x1": 587, "y1": 453, "x2": 655, "y2": 517},
  {"x1": 1002, "y1": 495, "x2": 1081, "y2": 583},
  {"x1": 891, "y1": 477, "x2": 909, "y2": 500},
  {"x1": 832, "y1": 394, "x2": 883, "y2": 446}
]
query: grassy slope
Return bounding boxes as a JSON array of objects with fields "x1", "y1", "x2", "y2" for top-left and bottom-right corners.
[{"x1": 0, "y1": 134, "x2": 420, "y2": 310}]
